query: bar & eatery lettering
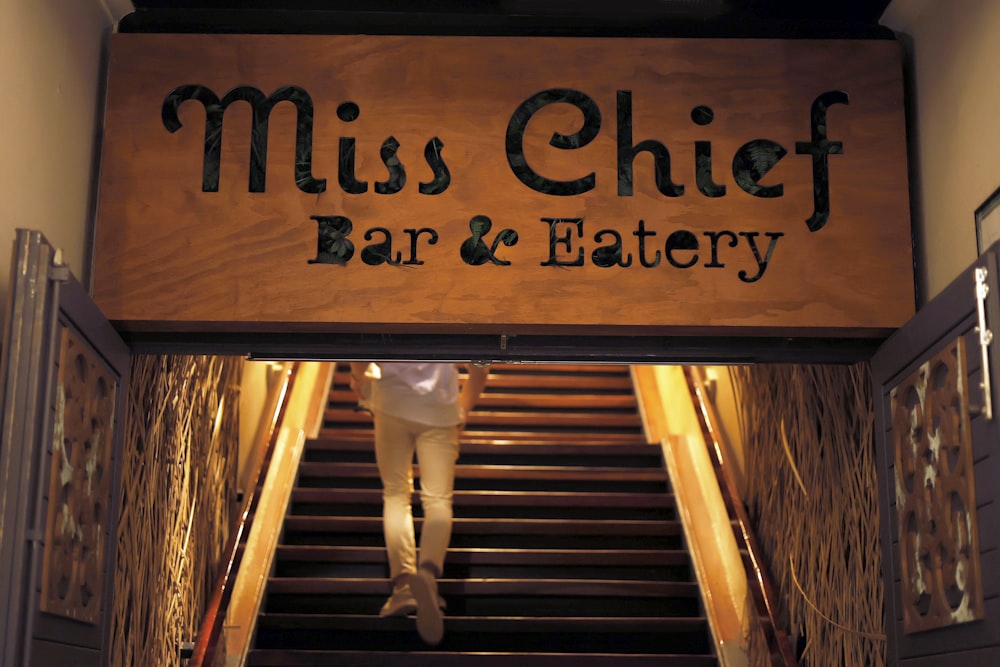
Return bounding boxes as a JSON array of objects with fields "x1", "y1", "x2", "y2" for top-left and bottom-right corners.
[{"x1": 162, "y1": 84, "x2": 847, "y2": 284}]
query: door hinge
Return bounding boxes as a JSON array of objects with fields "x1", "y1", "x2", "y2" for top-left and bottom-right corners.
[
  {"x1": 974, "y1": 266, "x2": 993, "y2": 420},
  {"x1": 48, "y1": 248, "x2": 70, "y2": 282}
]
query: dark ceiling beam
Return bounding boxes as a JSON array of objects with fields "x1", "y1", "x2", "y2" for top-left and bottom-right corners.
[
  {"x1": 120, "y1": 1, "x2": 895, "y2": 38},
  {"x1": 118, "y1": 11, "x2": 894, "y2": 38}
]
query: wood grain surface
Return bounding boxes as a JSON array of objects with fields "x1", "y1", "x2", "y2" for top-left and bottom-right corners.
[{"x1": 94, "y1": 34, "x2": 913, "y2": 335}]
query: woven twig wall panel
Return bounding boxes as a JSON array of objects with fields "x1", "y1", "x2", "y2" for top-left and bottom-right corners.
[
  {"x1": 731, "y1": 364, "x2": 884, "y2": 667},
  {"x1": 108, "y1": 355, "x2": 243, "y2": 667}
]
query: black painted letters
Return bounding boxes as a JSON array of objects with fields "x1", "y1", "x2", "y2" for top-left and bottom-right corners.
[
  {"x1": 163, "y1": 84, "x2": 326, "y2": 194},
  {"x1": 506, "y1": 89, "x2": 601, "y2": 196},
  {"x1": 162, "y1": 84, "x2": 842, "y2": 283},
  {"x1": 796, "y1": 91, "x2": 848, "y2": 231}
]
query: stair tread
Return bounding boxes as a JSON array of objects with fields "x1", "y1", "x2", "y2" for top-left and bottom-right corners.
[
  {"x1": 333, "y1": 363, "x2": 632, "y2": 377},
  {"x1": 257, "y1": 612, "x2": 708, "y2": 631},
  {"x1": 326, "y1": 415, "x2": 643, "y2": 430},
  {"x1": 330, "y1": 370, "x2": 637, "y2": 391},
  {"x1": 316, "y1": 429, "x2": 649, "y2": 444},
  {"x1": 291, "y1": 488, "x2": 674, "y2": 508},
  {"x1": 282, "y1": 516, "x2": 681, "y2": 536},
  {"x1": 297, "y1": 462, "x2": 666, "y2": 481},
  {"x1": 266, "y1": 578, "x2": 699, "y2": 597},
  {"x1": 306, "y1": 439, "x2": 658, "y2": 454},
  {"x1": 274, "y1": 545, "x2": 689, "y2": 565},
  {"x1": 330, "y1": 388, "x2": 640, "y2": 408},
  {"x1": 248, "y1": 649, "x2": 716, "y2": 666}
]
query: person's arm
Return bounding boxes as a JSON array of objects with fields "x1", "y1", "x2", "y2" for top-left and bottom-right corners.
[
  {"x1": 349, "y1": 362, "x2": 369, "y2": 395},
  {"x1": 351, "y1": 361, "x2": 368, "y2": 391},
  {"x1": 458, "y1": 363, "x2": 490, "y2": 427}
]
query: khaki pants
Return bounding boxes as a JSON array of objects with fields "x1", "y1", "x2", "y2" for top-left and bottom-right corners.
[{"x1": 374, "y1": 412, "x2": 459, "y2": 580}]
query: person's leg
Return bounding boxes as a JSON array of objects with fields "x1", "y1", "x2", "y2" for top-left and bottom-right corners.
[
  {"x1": 410, "y1": 423, "x2": 459, "y2": 644},
  {"x1": 374, "y1": 412, "x2": 418, "y2": 615},
  {"x1": 414, "y1": 424, "x2": 459, "y2": 575}
]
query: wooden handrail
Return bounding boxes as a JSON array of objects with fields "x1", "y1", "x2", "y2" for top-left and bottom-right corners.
[
  {"x1": 683, "y1": 366, "x2": 798, "y2": 667},
  {"x1": 188, "y1": 363, "x2": 299, "y2": 667}
]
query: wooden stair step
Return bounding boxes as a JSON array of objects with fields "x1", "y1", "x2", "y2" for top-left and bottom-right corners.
[
  {"x1": 248, "y1": 649, "x2": 716, "y2": 666},
  {"x1": 461, "y1": 393, "x2": 640, "y2": 410},
  {"x1": 474, "y1": 363, "x2": 632, "y2": 374},
  {"x1": 455, "y1": 465, "x2": 663, "y2": 482},
  {"x1": 488, "y1": 366, "x2": 630, "y2": 375},
  {"x1": 264, "y1": 591, "x2": 698, "y2": 618},
  {"x1": 474, "y1": 375, "x2": 634, "y2": 391},
  {"x1": 332, "y1": 363, "x2": 632, "y2": 377},
  {"x1": 297, "y1": 462, "x2": 666, "y2": 482},
  {"x1": 325, "y1": 409, "x2": 643, "y2": 429},
  {"x1": 329, "y1": 388, "x2": 639, "y2": 410},
  {"x1": 468, "y1": 430, "x2": 646, "y2": 445},
  {"x1": 274, "y1": 564, "x2": 692, "y2": 584},
  {"x1": 281, "y1": 516, "x2": 681, "y2": 538},
  {"x1": 253, "y1": 613, "x2": 712, "y2": 654},
  {"x1": 280, "y1": 534, "x2": 680, "y2": 551},
  {"x1": 302, "y1": 439, "x2": 661, "y2": 466},
  {"x1": 306, "y1": 440, "x2": 661, "y2": 459},
  {"x1": 273, "y1": 545, "x2": 689, "y2": 567},
  {"x1": 288, "y1": 490, "x2": 675, "y2": 521},
  {"x1": 470, "y1": 373, "x2": 634, "y2": 392},
  {"x1": 306, "y1": 439, "x2": 658, "y2": 458},
  {"x1": 313, "y1": 429, "x2": 649, "y2": 446},
  {"x1": 256, "y1": 613, "x2": 707, "y2": 633},
  {"x1": 266, "y1": 577, "x2": 699, "y2": 598},
  {"x1": 468, "y1": 411, "x2": 640, "y2": 426},
  {"x1": 290, "y1": 488, "x2": 674, "y2": 509},
  {"x1": 332, "y1": 365, "x2": 636, "y2": 391},
  {"x1": 272, "y1": 546, "x2": 692, "y2": 581}
]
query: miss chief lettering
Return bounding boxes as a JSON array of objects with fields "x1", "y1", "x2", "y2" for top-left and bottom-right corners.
[{"x1": 162, "y1": 85, "x2": 847, "y2": 284}]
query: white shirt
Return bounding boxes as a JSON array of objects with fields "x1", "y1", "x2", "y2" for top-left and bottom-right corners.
[{"x1": 371, "y1": 362, "x2": 461, "y2": 427}]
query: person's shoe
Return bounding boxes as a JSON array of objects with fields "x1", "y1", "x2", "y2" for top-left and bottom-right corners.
[
  {"x1": 410, "y1": 568, "x2": 444, "y2": 645},
  {"x1": 379, "y1": 583, "x2": 417, "y2": 618}
]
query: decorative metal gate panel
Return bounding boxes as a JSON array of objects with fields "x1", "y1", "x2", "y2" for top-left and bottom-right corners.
[
  {"x1": 873, "y1": 246, "x2": 1000, "y2": 665},
  {"x1": 0, "y1": 230, "x2": 130, "y2": 667}
]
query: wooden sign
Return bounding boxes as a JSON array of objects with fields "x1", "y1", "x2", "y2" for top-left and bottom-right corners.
[{"x1": 94, "y1": 34, "x2": 913, "y2": 336}]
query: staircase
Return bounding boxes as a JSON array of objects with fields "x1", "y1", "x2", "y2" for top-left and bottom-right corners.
[{"x1": 247, "y1": 363, "x2": 718, "y2": 666}]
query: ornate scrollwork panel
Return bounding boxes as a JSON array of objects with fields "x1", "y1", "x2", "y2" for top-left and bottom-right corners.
[
  {"x1": 40, "y1": 325, "x2": 117, "y2": 624},
  {"x1": 890, "y1": 337, "x2": 983, "y2": 634}
]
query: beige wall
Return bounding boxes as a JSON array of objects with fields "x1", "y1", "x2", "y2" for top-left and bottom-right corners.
[
  {"x1": 0, "y1": 0, "x2": 284, "y2": 541},
  {"x1": 239, "y1": 361, "x2": 272, "y2": 483},
  {"x1": 703, "y1": 367, "x2": 746, "y2": 496},
  {"x1": 238, "y1": 361, "x2": 291, "y2": 498},
  {"x1": 883, "y1": 0, "x2": 1000, "y2": 304},
  {"x1": 0, "y1": 1, "x2": 132, "y2": 313}
]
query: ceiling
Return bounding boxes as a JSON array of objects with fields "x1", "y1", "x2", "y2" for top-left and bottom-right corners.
[{"x1": 121, "y1": 0, "x2": 896, "y2": 37}]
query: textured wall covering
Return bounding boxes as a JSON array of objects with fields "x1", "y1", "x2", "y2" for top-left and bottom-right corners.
[
  {"x1": 731, "y1": 364, "x2": 884, "y2": 667},
  {"x1": 108, "y1": 355, "x2": 243, "y2": 667}
]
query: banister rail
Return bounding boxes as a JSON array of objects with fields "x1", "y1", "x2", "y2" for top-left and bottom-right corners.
[
  {"x1": 188, "y1": 363, "x2": 299, "y2": 667},
  {"x1": 683, "y1": 366, "x2": 798, "y2": 667}
]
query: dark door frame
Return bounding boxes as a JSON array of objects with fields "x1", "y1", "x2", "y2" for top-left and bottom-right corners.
[{"x1": 121, "y1": 330, "x2": 886, "y2": 365}]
